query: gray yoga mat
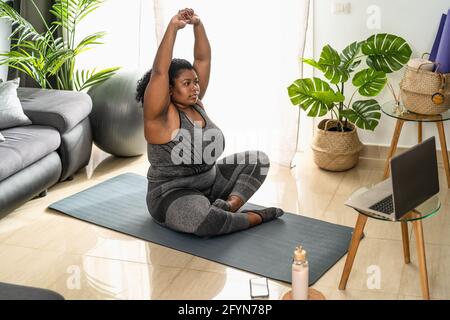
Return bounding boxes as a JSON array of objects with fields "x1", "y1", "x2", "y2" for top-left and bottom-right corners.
[{"x1": 49, "y1": 173, "x2": 353, "y2": 285}]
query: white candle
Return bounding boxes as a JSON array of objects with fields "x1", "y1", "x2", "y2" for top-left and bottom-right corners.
[{"x1": 292, "y1": 263, "x2": 309, "y2": 300}]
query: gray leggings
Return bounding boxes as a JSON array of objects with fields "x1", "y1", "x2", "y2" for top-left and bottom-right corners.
[{"x1": 146, "y1": 150, "x2": 270, "y2": 237}]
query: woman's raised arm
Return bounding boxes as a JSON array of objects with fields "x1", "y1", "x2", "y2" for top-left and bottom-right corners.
[
  {"x1": 187, "y1": 10, "x2": 211, "y2": 101},
  {"x1": 143, "y1": 12, "x2": 189, "y2": 121}
]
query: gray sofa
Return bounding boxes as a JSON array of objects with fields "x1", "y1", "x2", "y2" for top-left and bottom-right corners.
[{"x1": 0, "y1": 88, "x2": 93, "y2": 217}]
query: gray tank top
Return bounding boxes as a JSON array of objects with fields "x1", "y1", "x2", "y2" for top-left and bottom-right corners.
[{"x1": 147, "y1": 103, "x2": 225, "y2": 181}]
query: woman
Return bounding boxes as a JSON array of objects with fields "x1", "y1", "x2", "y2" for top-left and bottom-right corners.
[{"x1": 136, "y1": 8, "x2": 284, "y2": 237}]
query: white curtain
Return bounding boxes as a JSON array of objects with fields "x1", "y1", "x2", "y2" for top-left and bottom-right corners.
[{"x1": 75, "y1": 0, "x2": 311, "y2": 167}]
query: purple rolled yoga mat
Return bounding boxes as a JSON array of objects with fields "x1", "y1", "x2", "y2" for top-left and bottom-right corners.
[
  {"x1": 435, "y1": 9, "x2": 450, "y2": 73},
  {"x1": 430, "y1": 13, "x2": 447, "y2": 61}
]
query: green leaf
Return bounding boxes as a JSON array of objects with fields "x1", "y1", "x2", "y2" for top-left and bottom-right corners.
[
  {"x1": 362, "y1": 33, "x2": 412, "y2": 73},
  {"x1": 340, "y1": 41, "x2": 361, "y2": 69},
  {"x1": 348, "y1": 60, "x2": 361, "y2": 72},
  {"x1": 312, "y1": 91, "x2": 345, "y2": 105},
  {"x1": 317, "y1": 45, "x2": 349, "y2": 84},
  {"x1": 319, "y1": 45, "x2": 341, "y2": 66},
  {"x1": 45, "y1": 49, "x2": 74, "y2": 74},
  {"x1": 51, "y1": 0, "x2": 103, "y2": 34},
  {"x1": 287, "y1": 77, "x2": 344, "y2": 117},
  {"x1": 0, "y1": 0, "x2": 116, "y2": 91},
  {"x1": 352, "y1": 68, "x2": 387, "y2": 97},
  {"x1": 342, "y1": 99, "x2": 381, "y2": 130},
  {"x1": 73, "y1": 32, "x2": 105, "y2": 54},
  {"x1": 75, "y1": 67, "x2": 120, "y2": 91},
  {"x1": 0, "y1": 2, "x2": 45, "y2": 44},
  {"x1": 302, "y1": 58, "x2": 322, "y2": 70}
]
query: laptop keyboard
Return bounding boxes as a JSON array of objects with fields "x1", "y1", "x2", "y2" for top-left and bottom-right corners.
[{"x1": 369, "y1": 195, "x2": 394, "y2": 214}]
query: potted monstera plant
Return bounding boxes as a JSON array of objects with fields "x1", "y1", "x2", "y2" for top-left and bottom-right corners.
[{"x1": 288, "y1": 33, "x2": 412, "y2": 171}]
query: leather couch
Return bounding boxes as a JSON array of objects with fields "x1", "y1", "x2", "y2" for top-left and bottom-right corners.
[{"x1": 0, "y1": 88, "x2": 93, "y2": 217}]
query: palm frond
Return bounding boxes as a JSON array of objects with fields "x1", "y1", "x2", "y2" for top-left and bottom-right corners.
[
  {"x1": 77, "y1": 0, "x2": 103, "y2": 22},
  {"x1": 0, "y1": 51, "x2": 47, "y2": 87},
  {"x1": 74, "y1": 67, "x2": 120, "y2": 91},
  {"x1": 50, "y1": 0, "x2": 78, "y2": 33},
  {"x1": 73, "y1": 32, "x2": 105, "y2": 54},
  {"x1": 45, "y1": 50, "x2": 75, "y2": 75},
  {"x1": 0, "y1": 1, "x2": 44, "y2": 43},
  {"x1": 1, "y1": 0, "x2": 115, "y2": 91},
  {"x1": 51, "y1": 0, "x2": 103, "y2": 33}
]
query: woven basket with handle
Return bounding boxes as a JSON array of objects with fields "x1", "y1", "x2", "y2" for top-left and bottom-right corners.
[
  {"x1": 400, "y1": 65, "x2": 450, "y2": 115},
  {"x1": 311, "y1": 119, "x2": 363, "y2": 172}
]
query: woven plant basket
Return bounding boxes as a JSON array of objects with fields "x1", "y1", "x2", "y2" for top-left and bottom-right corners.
[
  {"x1": 311, "y1": 119, "x2": 363, "y2": 172},
  {"x1": 400, "y1": 66, "x2": 450, "y2": 115}
]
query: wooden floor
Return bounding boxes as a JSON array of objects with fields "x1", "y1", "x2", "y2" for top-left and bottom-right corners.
[{"x1": 0, "y1": 146, "x2": 448, "y2": 300}]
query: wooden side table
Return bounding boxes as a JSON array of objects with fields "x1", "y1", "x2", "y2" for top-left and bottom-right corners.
[
  {"x1": 381, "y1": 103, "x2": 450, "y2": 187},
  {"x1": 338, "y1": 189, "x2": 440, "y2": 300},
  {"x1": 378, "y1": 103, "x2": 450, "y2": 298}
]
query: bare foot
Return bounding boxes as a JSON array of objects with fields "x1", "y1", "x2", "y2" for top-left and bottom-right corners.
[
  {"x1": 227, "y1": 195, "x2": 244, "y2": 212},
  {"x1": 247, "y1": 212, "x2": 263, "y2": 226}
]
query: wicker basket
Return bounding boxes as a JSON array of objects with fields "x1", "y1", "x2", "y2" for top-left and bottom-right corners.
[
  {"x1": 311, "y1": 119, "x2": 363, "y2": 172},
  {"x1": 400, "y1": 66, "x2": 450, "y2": 115}
]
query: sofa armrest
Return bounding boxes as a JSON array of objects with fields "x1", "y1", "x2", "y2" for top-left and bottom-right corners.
[{"x1": 18, "y1": 87, "x2": 92, "y2": 134}]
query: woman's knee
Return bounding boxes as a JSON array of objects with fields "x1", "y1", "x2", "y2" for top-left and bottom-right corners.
[
  {"x1": 164, "y1": 190, "x2": 211, "y2": 234},
  {"x1": 247, "y1": 150, "x2": 270, "y2": 178}
]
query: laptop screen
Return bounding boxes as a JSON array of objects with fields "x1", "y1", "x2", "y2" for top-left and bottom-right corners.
[{"x1": 390, "y1": 137, "x2": 440, "y2": 219}]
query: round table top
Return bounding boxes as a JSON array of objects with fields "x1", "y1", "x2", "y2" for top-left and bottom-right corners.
[
  {"x1": 381, "y1": 101, "x2": 450, "y2": 122},
  {"x1": 348, "y1": 187, "x2": 440, "y2": 222},
  {"x1": 281, "y1": 288, "x2": 326, "y2": 300}
]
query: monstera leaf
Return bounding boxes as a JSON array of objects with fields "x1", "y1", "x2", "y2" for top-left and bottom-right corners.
[
  {"x1": 340, "y1": 41, "x2": 361, "y2": 68},
  {"x1": 288, "y1": 77, "x2": 345, "y2": 117},
  {"x1": 352, "y1": 68, "x2": 387, "y2": 97},
  {"x1": 303, "y1": 45, "x2": 349, "y2": 84},
  {"x1": 341, "y1": 99, "x2": 381, "y2": 131},
  {"x1": 362, "y1": 33, "x2": 412, "y2": 73}
]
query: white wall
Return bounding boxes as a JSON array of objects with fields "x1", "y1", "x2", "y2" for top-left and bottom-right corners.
[
  {"x1": 0, "y1": 0, "x2": 11, "y2": 81},
  {"x1": 313, "y1": 0, "x2": 449, "y2": 149}
]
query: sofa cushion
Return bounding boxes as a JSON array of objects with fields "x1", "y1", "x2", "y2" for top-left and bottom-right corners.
[
  {"x1": 0, "y1": 125, "x2": 61, "y2": 182},
  {"x1": 18, "y1": 87, "x2": 92, "y2": 133},
  {"x1": 0, "y1": 78, "x2": 32, "y2": 130}
]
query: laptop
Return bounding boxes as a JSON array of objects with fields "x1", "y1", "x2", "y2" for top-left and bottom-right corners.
[{"x1": 345, "y1": 137, "x2": 440, "y2": 220}]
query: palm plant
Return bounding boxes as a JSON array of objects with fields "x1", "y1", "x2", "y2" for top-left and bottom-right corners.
[
  {"x1": 288, "y1": 33, "x2": 412, "y2": 131},
  {"x1": 0, "y1": 0, "x2": 119, "y2": 91}
]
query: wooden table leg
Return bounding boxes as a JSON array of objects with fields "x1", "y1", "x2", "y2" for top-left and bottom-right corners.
[
  {"x1": 401, "y1": 222, "x2": 410, "y2": 264},
  {"x1": 418, "y1": 122, "x2": 422, "y2": 143},
  {"x1": 383, "y1": 119, "x2": 404, "y2": 179},
  {"x1": 397, "y1": 123, "x2": 422, "y2": 266},
  {"x1": 412, "y1": 220, "x2": 430, "y2": 300},
  {"x1": 339, "y1": 214, "x2": 368, "y2": 290},
  {"x1": 436, "y1": 121, "x2": 450, "y2": 188}
]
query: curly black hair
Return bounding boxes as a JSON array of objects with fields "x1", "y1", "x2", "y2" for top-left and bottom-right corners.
[{"x1": 135, "y1": 58, "x2": 195, "y2": 104}]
